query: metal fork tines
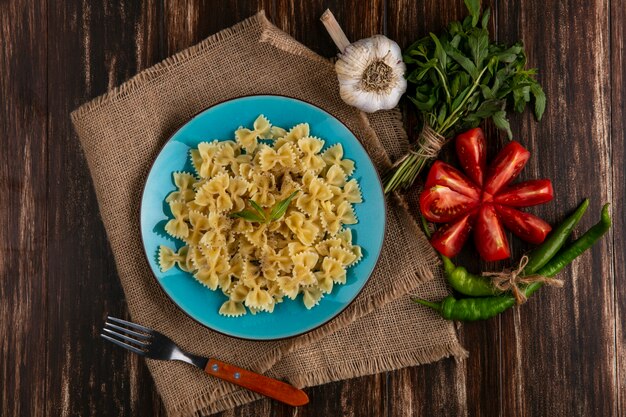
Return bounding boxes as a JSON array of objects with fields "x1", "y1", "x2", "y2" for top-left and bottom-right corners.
[{"x1": 101, "y1": 316, "x2": 207, "y2": 369}]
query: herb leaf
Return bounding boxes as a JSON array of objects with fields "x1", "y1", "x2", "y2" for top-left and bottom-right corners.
[
  {"x1": 269, "y1": 191, "x2": 299, "y2": 221},
  {"x1": 530, "y1": 83, "x2": 546, "y2": 120},
  {"x1": 249, "y1": 200, "x2": 267, "y2": 222},
  {"x1": 492, "y1": 110, "x2": 513, "y2": 139},
  {"x1": 464, "y1": 0, "x2": 481, "y2": 26},
  {"x1": 402, "y1": 0, "x2": 546, "y2": 138},
  {"x1": 229, "y1": 210, "x2": 266, "y2": 223}
]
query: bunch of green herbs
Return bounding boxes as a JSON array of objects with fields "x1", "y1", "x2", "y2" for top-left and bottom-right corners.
[{"x1": 383, "y1": 0, "x2": 546, "y2": 193}]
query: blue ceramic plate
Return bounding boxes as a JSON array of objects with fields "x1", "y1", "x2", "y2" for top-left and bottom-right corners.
[{"x1": 140, "y1": 95, "x2": 385, "y2": 340}]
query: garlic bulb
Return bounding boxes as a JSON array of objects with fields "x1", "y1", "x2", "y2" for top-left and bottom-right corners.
[{"x1": 321, "y1": 10, "x2": 406, "y2": 113}]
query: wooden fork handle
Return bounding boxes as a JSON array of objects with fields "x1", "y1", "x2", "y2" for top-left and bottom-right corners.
[{"x1": 205, "y1": 358, "x2": 309, "y2": 406}]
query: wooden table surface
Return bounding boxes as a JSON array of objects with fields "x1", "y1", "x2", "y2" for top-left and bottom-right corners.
[{"x1": 1, "y1": 0, "x2": 623, "y2": 416}]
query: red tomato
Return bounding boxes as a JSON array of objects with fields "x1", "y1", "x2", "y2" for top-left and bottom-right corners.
[
  {"x1": 424, "y1": 161, "x2": 481, "y2": 200},
  {"x1": 495, "y1": 205, "x2": 552, "y2": 244},
  {"x1": 473, "y1": 204, "x2": 511, "y2": 261},
  {"x1": 430, "y1": 212, "x2": 475, "y2": 258},
  {"x1": 484, "y1": 141, "x2": 530, "y2": 195},
  {"x1": 419, "y1": 185, "x2": 480, "y2": 223},
  {"x1": 455, "y1": 128, "x2": 486, "y2": 186},
  {"x1": 494, "y1": 180, "x2": 554, "y2": 207}
]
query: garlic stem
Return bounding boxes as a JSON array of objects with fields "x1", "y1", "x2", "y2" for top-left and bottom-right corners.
[{"x1": 320, "y1": 9, "x2": 351, "y2": 52}]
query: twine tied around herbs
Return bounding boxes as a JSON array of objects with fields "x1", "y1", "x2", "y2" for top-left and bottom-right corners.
[
  {"x1": 409, "y1": 124, "x2": 448, "y2": 159},
  {"x1": 482, "y1": 255, "x2": 564, "y2": 305}
]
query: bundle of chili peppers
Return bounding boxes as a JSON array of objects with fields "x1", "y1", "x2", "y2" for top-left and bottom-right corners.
[{"x1": 416, "y1": 200, "x2": 611, "y2": 321}]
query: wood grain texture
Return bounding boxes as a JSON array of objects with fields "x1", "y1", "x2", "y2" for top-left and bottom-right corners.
[
  {"x1": 45, "y1": 0, "x2": 165, "y2": 416},
  {"x1": 0, "y1": 1, "x2": 47, "y2": 416},
  {"x1": 497, "y1": 1, "x2": 617, "y2": 416},
  {"x1": 0, "y1": 0, "x2": 622, "y2": 416},
  {"x1": 611, "y1": 0, "x2": 625, "y2": 414}
]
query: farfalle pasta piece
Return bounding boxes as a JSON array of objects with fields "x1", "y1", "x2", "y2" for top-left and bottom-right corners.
[
  {"x1": 193, "y1": 246, "x2": 229, "y2": 290},
  {"x1": 291, "y1": 251, "x2": 318, "y2": 286},
  {"x1": 244, "y1": 223, "x2": 268, "y2": 248},
  {"x1": 194, "y1": 173, "x2": 232, "y2": 212},
  {"x1": 185, "y1": 210, "x2": 210, "y2": 246},
  {"x1": 269, "y1": 125, "x2": 287, "y2": 139},
  {"x1": 315, "y1": 238, "x2": 343, "y2": 256},
  {"x1": 258, "y1": 143, "x2": 296, "y2": 172},
  {"x1": 336, "y1": 201, "x2": 358, "y2": 225},
  {"x1": 245, "y1": 284, "x2": 273, "y2": 310},
  {"x1": 227, "y1": 176, "x2": 249, "y2": 212},
  {"x1": 297, "y1": 137, "x2": 326, "y2": 173},
  {"x1": 329, "y1": 246, "x2": 358, "y2": 267},
  {"x1": 164, "y1": 201, "x2": 189, "y2": 239},
  {"x1": 219, "y1": 300, "x2": 246, "y2": 317},
  {"x1": 196, "y1": 141, "x2": 222, "y2": 178},
  {"x1": 229, "y1": 282, "x2": 249, "y2": 302},
  {"x1": 324, "y1": 164, "x2": 347, "y2": 187},
  {"x1": 262, "y1": 246, "x2": 293, "y2": 273},
  {"x1": 277, "y1": 275, "x2": 300, "y2": 300},
  {"x1": 248, "y1": 173, "x2": 276, "y2": 207},
  {"x1": 214, "y1": 141, "x2": 251, "y2": 175},
  {"x1": 235, "y1": 115, "x2": 271, "y2": 152},
  {"x1": 321, "y1": 256, "x2": 347, "y2": 284},
  {"x1": 166, "y1": 172, "x2": 197, "y2": 203},
  {"x1": 333, "y1": 178, "x2": 363, "y2": 205},
  {"x1": 301, "y1": 287, "x2": 324, "y2": 309},
  {"x1": 158, "y1": 245, "x2": 190, "y2": 272},
  {"x1": 322, "y1": 143, "x2": 355, "y2": 176},
  {"x1": 296, "y1": 177, "x2": 333, "y2": 216},
  {"x1": 275, "y1": 122, "x2": 310, "y2": 148},
  {"x1": 200, "y1": 212, "x2": 230, "y2": 247},
  {"x1": 285, "y1": 211, "x2": 320, "y2": 246}
]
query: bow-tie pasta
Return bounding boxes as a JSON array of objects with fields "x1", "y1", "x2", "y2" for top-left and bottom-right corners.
[{"x1": 158, "y1": 115, "x2": 362, "y2": 317}]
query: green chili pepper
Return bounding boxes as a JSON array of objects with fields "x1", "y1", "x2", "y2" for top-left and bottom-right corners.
[
  {"x1": 440, "y1": 199, "x2": 590, "y2": 296},
  {"x1": 523, "y1": 199, "x2": 589, "y2": 275},
  {"x1": 442, "y1": 256, "x2": 496, "y2": 296},
  {"x1": 415, "y1": 295, "x2": 516, "y2": 321},
  {"x1": 416, "y1": 203, "x2": 611, "y2": 321},
  {"x1": 533, "y1": 203, "x2": 611, "y2": 278}
]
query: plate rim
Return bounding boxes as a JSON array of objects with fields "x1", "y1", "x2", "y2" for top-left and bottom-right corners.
[{"x1": 139, "y1": 94, "x2": 387, "y2": 341}]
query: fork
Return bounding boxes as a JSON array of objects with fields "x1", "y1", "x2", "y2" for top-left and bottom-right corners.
[{"x1": 101, "y1": 316, "x2": 309, "y2": 406}]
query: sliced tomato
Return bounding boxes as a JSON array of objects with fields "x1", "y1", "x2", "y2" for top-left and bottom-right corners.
[
  {"x1": 455, "y1": 127, "x2": 486, "y2": 186},
  {"x1": 494, "y1": 204, "x2": 552, "y2": 244},
  {"x1": 424, "y1": 161, "x2": 481, "y2": 200},
  {"x1": 484, "y1": 141, "x2": 530, "y2": 195},
  {"x1": 420, "y1": 185, "x2": 480, "y2": 223},
  {"x1": 430, "y1": 212, "x2": 475, "y2": 258},
  {"x1": 494, "y1": 179, "x2": 554, "y2": 207},
  {"x1": 473, "y1": 204, "x2": 510, "y2": 261}
]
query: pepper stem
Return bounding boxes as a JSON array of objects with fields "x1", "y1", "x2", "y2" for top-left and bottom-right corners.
[
  {"x1": 320, "y1": 9, "x2": 351, "y2": 52},
  {"x1": 413, "y1": 298, "x2": 442, "y2": 313}
]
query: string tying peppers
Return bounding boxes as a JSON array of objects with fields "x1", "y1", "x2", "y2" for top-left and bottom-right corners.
[{"x1": 415, "y1": 203, "x2": 611, "y2": 321}]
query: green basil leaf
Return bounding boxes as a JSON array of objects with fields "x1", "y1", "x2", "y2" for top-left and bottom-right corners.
[
  {"x1": 444, "y1": 44, "x2": 478, "y2": 79},
  {"x1": 481, "y1": 84, "x2": 494, "y2": 99},
  {"x1": 495, "y1": 44, "x2": 523, "y2": 63},
  {"x1": 229, "y1": 210, "x2": 265, "y2": 223},
  {"x1": 429, "y1": 33, "x2": 447, "y2": 69},
  {"x1": 492, "y1": 110, "x2": 513, "y2": 139},
  {"x1": 481, "y1": 7, "x2": 491, "y2": 28},
  {"x1": 409, "y1": 95, "x2": 437, "y2": 112},
  {"x1": 270, "y1": 191, "x2": 299, "y2": 221},
  {"x1": 437, "y1": 105, "x2": 448, "y2": 126},
  {"x1": 469, "y1": 29, "x2": 489, "y2": 69},
  {"x1": 464, "y1": 0, "x2": 481, "y2": 26},
  {"x1": 249, "y1": 200, "x2": 267, "y2": 222},
  {"x1": 530, "y1": 82, "x2": 546, "y2": 121},
  {"x1": 451, "y1": 85, "x2": 471, "y2": 112}
]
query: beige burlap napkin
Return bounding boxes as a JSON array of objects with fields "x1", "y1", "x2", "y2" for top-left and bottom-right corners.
[{"x1": 71, "y1": 11, "x2": 467, "y2": 416}]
